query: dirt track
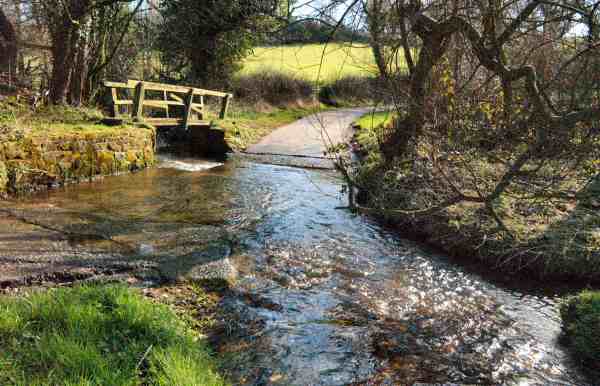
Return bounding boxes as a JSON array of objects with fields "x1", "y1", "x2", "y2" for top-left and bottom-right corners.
[{"x1": 246, "y1": 108, "x2": 369, "y2": 158}]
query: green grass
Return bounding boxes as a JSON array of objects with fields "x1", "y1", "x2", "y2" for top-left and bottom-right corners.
[
  {"x1": 354, "y1": 110, "x2": 394, "y2": 149},
  {"x1": 0, "y1": 99, "x2": 131, "y2": 136},
  {"x1": 0, "y1": 100, "x2": 102, "y2": 126},
  {"x1": 560, "y1": 291, "x2": 600, "y2": 372},
  {"x1": 240, "y1": 43, "x2": 379, "y2": 83},
  {"x1": 0, "y1": 285, "x2": 226, "y2": 386},
  {"x1": 355, "y1": 111, "x2": 394, "y2": 131}
]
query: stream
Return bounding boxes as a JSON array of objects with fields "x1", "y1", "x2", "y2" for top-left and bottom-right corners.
[{"x1": 1, "y1": 153, "x2": 593, "y2": 385}]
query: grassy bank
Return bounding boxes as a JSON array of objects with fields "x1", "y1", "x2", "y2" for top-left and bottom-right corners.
[
  {"x1": 352, "y1": 114, "x2": 600, "y2": 282},
  {"x1": 1, "y1": 101, "x2": 105, "y2": 132},
  {"x1": 0, "y1": 284, "x2": 226, "y2": 385},
  {"x1": 560, "y1": 291, "x2": 600, "y2": 374},
  {"x1": 354, "y1": 111, "x2": 394, "y2": 134}
]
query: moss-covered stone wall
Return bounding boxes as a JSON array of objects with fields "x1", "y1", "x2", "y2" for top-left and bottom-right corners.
[{"x1": 0, "y1": 126, "x2": 156, "y2": 196}]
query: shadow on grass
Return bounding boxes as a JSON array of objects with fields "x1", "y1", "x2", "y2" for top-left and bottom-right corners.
[{"x1": 533, "y1": 175, "x2": 600, "y2": 280}]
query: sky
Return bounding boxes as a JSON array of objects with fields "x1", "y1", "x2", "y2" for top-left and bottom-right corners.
[{"x1": 138, "y1": 0, "x2": 592, "y2": 37}]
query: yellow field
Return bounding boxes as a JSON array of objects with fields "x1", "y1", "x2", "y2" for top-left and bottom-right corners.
[{"x1": 240, "y1": 43, "x2": 379, "y2": 82}]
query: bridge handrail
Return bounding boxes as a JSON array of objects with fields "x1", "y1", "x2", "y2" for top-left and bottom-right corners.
[
  {"x1": 103, "y1": 79, "x2": 233, "y2": 127},
  {"x1": 104, "y1": 80, "x2": 233, "y2": 99}
]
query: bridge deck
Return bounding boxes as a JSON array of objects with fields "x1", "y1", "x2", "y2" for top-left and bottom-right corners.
[{"x1": 102, "y1": 117, "x2": 212, "y2": 127}]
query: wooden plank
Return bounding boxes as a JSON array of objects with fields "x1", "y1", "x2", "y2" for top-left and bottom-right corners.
[
  {"x1": 113, "y1": 100, "x2": 134, "y2": 105},
  {"x1": 108, "y1": 80, "x2": 232, "y2": 99},
  {"x1": 104, "y1": 80, "x2": 134, "y2": 89},
  {"x1": 163, "y1": 90, "x2": 169, "y2": 118},
  {"x1": 182, "y1": 88, "x2": 195, "y2": 131},
  {"x1": 144, "y1": 118, "x2": 181, "y2": 125},
  {"x1": 168, "y1": 93, "x2": 184, "y2": 102},
  {"x1": 104, "y1": 79, "x2": 231, "y2": 123},
  {"x1": 133, "y1": 82, "x2": 146, "y2": 121},
  {"x1": 187, "y1": 120, "x2": 210, "y2": 126},
  {"x1": 143, "y1": 100, "x2": 185, "y2": 107},
  {"x1": 129, "y1": 79, "x2": 231, "y2": 98},
  {"x1": 144, "y1": 118, "x2": 210, "y2": 126}
]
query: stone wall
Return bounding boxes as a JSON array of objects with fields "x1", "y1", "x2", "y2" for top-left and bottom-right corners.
[{"x1": 0, "y1": 126, "x2": 156, "y2": 196}]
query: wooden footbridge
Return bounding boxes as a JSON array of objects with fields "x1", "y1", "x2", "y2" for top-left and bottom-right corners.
[{"x1": 103, "y1": 79, "x2": 233, "y2": 129}]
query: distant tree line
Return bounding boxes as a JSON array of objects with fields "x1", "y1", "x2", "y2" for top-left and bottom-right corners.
[{"x1": 269, "y1": 19, "x2": 368, "y2": 45}]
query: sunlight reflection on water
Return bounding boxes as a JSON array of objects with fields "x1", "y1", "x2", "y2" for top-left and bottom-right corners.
[{"x1": 4, "y1": 155, "x2": 591, "y2": 385}]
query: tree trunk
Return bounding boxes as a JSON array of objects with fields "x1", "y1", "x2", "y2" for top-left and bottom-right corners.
[
  {"x1": 13, "y1": 0, "x2": 24, "y2": 75},
  {"x1": 47, "y1": 0, "x2": 90, "y2": 104},
  {"x1": 69, "y1": 28, "x2": 89, "y2": 105},
  {"x1": 0, "y1": 8, "x2": 18, "y2": 78},
  {"x1": 382, "y1": 33, "x2": 447, "y2": 160},
  {"x1": 49, "y1": 23, "x2": 74, "y2": 104},
  {"x1": 372, "y1": 43, "x2": 387, "y2": 79},
  {"x1": 190, "y1": 35, "x2": 219, "y2": 85},
  {"x1": 366, "y1": 0, "x2": 388, "y2": 79}
]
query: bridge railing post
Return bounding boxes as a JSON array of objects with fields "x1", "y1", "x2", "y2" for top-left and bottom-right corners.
[
  {"x1": 133, "y1": 81, "x2": 146, "y2": 121},
  {"x1": 220, "y1": 94, "x2": 232, "y2": 119},
  {"x1": 182, "y1": 88, "x2": 195, "y2": 131},
  {"x1": 163, "y1": 90, "x2": 169, "y2": 118},
  {"x1": 110, "y1": 87, "x2": 119, "y2": 117}
]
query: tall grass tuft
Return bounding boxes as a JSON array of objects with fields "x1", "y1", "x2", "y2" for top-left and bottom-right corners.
[{"x1": 0, "y1": 284, "x2": 226, "y2": 386}]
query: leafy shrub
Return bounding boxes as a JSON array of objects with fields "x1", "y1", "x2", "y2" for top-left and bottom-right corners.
[
  {"x1": 560, "y1": 291, "x2": 600, "y2": 371},
  {"x1": 233, "y1": 71, "x2": 314, "y2": 106},
  {"x1": 319, "y1": 76, "x2": 391, "y2": 106},
  {"x1": 272, "y1": 20, "x2": 368, "y2": 45},
  {"x1": 0, "y1": 84, "x2": 18, "y2": 94}
]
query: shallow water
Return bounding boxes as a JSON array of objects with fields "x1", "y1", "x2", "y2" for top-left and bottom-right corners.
[{"x1": 4, "y1": 154, "x2": 593, "y2": 385}]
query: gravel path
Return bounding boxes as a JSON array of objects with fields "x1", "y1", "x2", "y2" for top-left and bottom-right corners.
[{"x1": 245, "y1": 108, "x2": 370, "y2": 159}]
